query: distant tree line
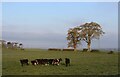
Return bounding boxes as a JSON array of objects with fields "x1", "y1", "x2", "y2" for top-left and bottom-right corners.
[
  {"x1": 0, "y1": 40, "x2": 24, "y2": 50},
  {"x1": 67, "y1": 22, "x2": 105, "y2": 52}
]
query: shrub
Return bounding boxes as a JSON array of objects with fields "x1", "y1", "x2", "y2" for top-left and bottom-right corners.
[
  {"x1": 48, "y1": 48, "x2": 61, "y2": 51},
  {"x1": 62, "y1": 49, "x2": 74, "y2": 51},
  {"x1": 91, "y1": 49, "x2": 100, "y2": 52},
  {"x1": 107, "y1": 51, "x2": 114, "y2": 54},
  {"x1": 82, "y1": 49, "x2": 88, "y2": 52}
]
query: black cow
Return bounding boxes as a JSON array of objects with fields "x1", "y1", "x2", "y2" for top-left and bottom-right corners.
[
  {"x1": 65, "y1": 58, "x2": 70, "y2": 67},
  {"x1": 48, "y1": 59, "x2": 54, "y2": 65},
  {"x1": 36, "y1": 59, "x2": 43, "y2": 65},
  {"x1": 31, "y1": 60, "x2": 38, "y2": 66},
  {"x1": 36, "y1": 59, "x2": 49, "y2": 65},
  {"x1": 20, "y1": 59, "x2": 29, "y2": 66},
  {"x1": 42, "y1": 59, "x2": 49, "y2": 65}
]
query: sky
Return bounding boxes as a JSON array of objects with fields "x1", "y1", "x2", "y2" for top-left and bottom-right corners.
[
  {"x1": 1, "y1": 0, "x2": 119, "y2": 2},
  {"x1": 2, "y1": 2, "x2": 118, "y2": 49}
]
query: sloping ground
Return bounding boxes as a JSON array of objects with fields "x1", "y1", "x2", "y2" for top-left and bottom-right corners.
[{"x1": 2, "y1": 48, "x2": 118, "y2": 75}]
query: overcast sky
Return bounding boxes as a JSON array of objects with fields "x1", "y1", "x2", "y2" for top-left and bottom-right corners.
[{"x1": 2, "y1": 2, "x2": 118, "y2": 49}]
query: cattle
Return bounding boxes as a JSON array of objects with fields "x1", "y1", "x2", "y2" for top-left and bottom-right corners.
[
  {"x1": 35, "y1": 59, "x2": 49, "y2": 65},
  {"x1": 35, "y1": 58, "x2": 62, "y2": 66},
  {"x1": 52, "y1": 58, "x2": 62, "y2": 65},
  {"x1": 48, "y1": 59, "x2": 54, "y2": 65},
  {"x1": 31, "y1": 60, "x2": 38, "y2": 66},
  {"x1": 20, "y1": 58, "x2": 63, "y2": 66},
  {"x1": 42, "y1": 59, "x2": 49, "y2": 65},
  {"x1": 20, "y1": 59, "x2": 29, "y2": 66},
  {"x1": 65, "y1": 58, "x2": 70, "y2": 67},
  {"x1": 35, "y1": 59, "x2": 44, "y2": 65}
]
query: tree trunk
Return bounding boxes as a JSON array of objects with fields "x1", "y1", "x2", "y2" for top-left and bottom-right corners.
[
  {"x1": 87, "y1": 36, "x2": 91, "y2": 52},
  {"x1": 87, "y1": 43, "x2": 91, "y2": 52},
  {"x1": 74, "y1": 44, "x2": 77, "y2": 51}
]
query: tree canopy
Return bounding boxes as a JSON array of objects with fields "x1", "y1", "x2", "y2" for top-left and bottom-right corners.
[
  {"x1": 67, "y1": 27, "x2": 81, "y2": 51},
  {"x1": 67, "y1": 22, "x2": 105, "y2": 51}
]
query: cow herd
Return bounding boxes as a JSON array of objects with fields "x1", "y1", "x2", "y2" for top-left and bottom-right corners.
[{"x1": 20, "y1": 58, "x2": 70, "y2": 67}]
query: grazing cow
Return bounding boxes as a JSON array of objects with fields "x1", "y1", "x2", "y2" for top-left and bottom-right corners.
[
  {"x1": 52, "y1": 58, "x2": 62, "y2": 65},
  {"x1": 36, "y1": 59, "x2": 49, "y2": 65},
  {"x1": 31, "y1": 60, "x2": 38, "y2": 66},
  {"x1": 20, "y1": 59, "x2": 29, "y2": 66},
  {"x1": 35, "y1": 58, "x2": 62, "y2": 66},
  {"x1": 42, "y1": 59, "x2": 49, "y2": 65},
  {"x1": 48, "y1": 59, "x2": 54, "y2": 65},
  {"x1": 65, "y1": 58, "x2": 70, "y2": 67},
  {"x1": 36, "y1": 59, "x2": 43, "y2": 65}
]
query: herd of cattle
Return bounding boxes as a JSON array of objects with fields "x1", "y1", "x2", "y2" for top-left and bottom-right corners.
[{"x1": 20, "y1": 58, "x2": 70, "y2": 67}]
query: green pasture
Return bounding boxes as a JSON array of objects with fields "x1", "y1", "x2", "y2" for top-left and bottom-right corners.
[{"x1": 2, "y1": 48, "x2": 119, "y2": 75}]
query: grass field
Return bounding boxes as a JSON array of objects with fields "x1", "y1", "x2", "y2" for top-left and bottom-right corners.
[{"x1": 2, "y1": 48, "x2": 119, "y2": 75}]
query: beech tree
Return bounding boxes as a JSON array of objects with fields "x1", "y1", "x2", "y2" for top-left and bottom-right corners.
[
  {"x1": 67, "y1": 27, "x2": 81, "y2": 51},
  {"x1": 79, "y1": 22, "x2": 105, "y2": 51}
]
